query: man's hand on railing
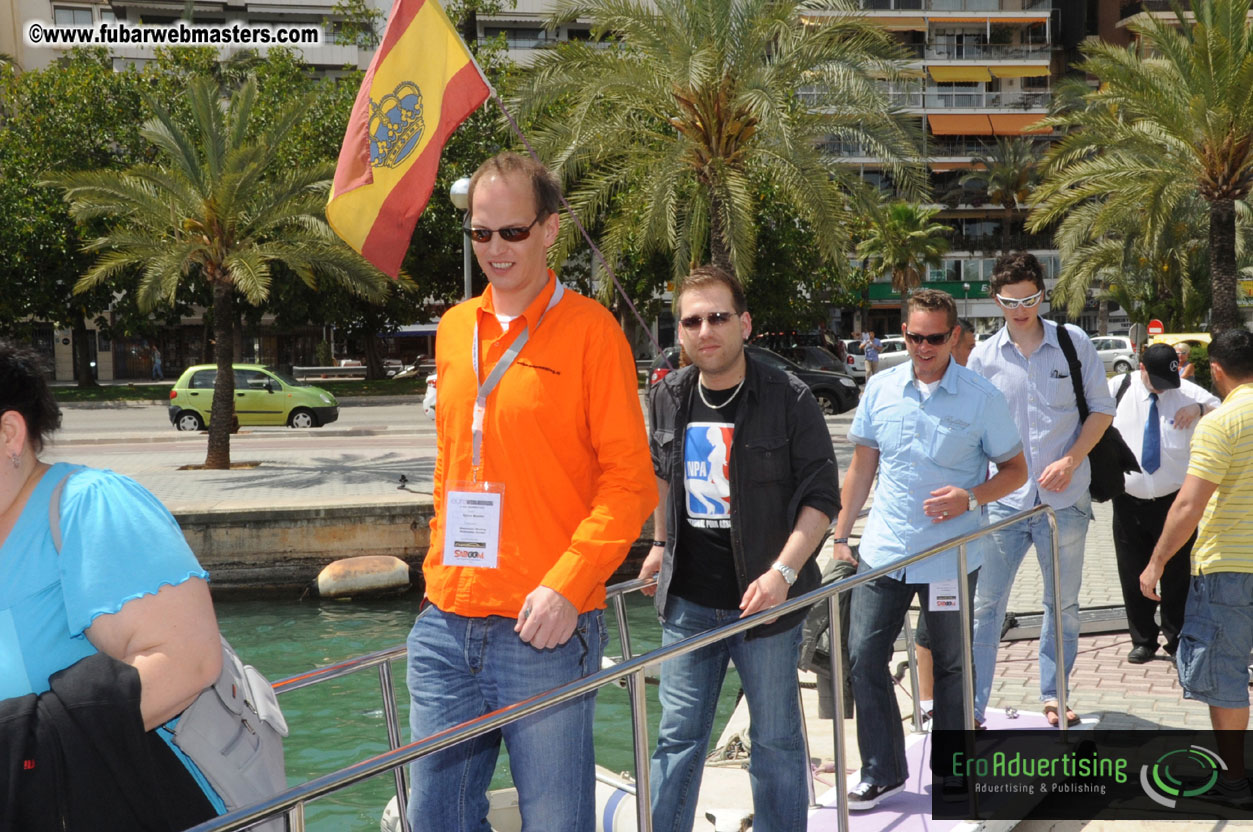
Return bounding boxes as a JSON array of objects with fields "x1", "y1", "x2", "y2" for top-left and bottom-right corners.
[
  {"x1": 514, "y1": 585, "x2": 578, "y2": 649},
  {"x1": 637, "y1": 544, "x2": 664, "y2": 597}
]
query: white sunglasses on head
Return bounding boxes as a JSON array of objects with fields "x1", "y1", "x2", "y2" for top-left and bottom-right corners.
[{"x1": 995, "y1": 290, "x2": 1043, "y2": 309}]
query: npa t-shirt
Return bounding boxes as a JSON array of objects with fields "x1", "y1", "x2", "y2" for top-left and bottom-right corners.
[{"x1": 671, "y1": 383, "x2": 742, "y2": 609}]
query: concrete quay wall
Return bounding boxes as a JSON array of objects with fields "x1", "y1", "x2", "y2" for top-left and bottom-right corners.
[
  {"x1": 177, "y1": 499, "x2": 652, "y2": 596},
  {"x1": 178, "y1": 501, "x2": 435, "y2": 595}
]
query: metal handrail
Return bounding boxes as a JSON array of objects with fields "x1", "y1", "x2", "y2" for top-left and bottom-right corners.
[{"x1": 189, "y1": 504, "x2": 1060, "y2": 832}]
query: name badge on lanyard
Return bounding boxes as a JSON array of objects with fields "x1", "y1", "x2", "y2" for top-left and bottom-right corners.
[{"x1": 443, "y1": 281, "x2": 565, "y2": 569}]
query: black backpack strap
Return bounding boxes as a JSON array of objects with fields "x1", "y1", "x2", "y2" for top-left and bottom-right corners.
[
  {"x1": 1115, "y1": 372, "x2": 1133, "y2": 406},
  {"x1": 1053, "y1": 323, "x2": 1091, "y2": 424}
]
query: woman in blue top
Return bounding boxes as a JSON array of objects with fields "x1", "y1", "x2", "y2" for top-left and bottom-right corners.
[{"x1": 0, "y1": 342, "x2": 224, "y2": 824}]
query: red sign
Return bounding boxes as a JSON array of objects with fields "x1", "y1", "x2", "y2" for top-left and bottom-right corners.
[{"x1": 1147, "y1": 319, "x2": 1165, "y2": 335}]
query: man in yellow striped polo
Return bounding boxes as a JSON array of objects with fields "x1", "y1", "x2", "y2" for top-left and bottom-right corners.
[{"x1": 1140, "y1": 327, "x2": 1253, "y2": 806}]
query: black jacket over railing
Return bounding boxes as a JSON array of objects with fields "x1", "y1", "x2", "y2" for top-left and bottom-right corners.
[{"x1": 649, "y1": 352, "x2": 841, "y2": 639}]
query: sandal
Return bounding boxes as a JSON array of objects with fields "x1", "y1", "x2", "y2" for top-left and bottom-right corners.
[{"x1": 1043, "y1": 704, "x2": 1080, "y2": 727}]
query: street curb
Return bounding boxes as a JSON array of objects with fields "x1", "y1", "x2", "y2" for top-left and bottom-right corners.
[
  {"x1": 51, "y1": 426, "x2": 427, "y2": 446},
  {"x1": 55, "y1": 394, "x2": 422, "y2": 410}
]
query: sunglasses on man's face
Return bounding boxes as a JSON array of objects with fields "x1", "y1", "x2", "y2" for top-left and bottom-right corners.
[
  {"x1": 904, "y1": 330, "x2": 952, "y2": 346},
  {"x1": 995, "y1": 290, "x2": 1044, "y2": 309},
  {"x1": 465, "y1": 216, "x2": 542, "y2": 244},
  {"x1": 678, "y1": 311, "x2": 737, "y2": 331}
]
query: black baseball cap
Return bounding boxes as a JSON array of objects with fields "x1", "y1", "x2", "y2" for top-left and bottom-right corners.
[{"x1": 1142, "y1": 343, "x2": 1182, "y2": 391}]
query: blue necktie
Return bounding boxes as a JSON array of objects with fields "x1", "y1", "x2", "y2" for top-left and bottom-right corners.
[{"x1": 1142, "y1": 393, "x2": 1161, "y2": 474}]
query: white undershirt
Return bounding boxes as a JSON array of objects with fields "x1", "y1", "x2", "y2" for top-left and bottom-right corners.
[
  {"x1": 915, "y1": 378, "x2": 941, "y2": 400},
  {"x1": 495, "y1": 313, "x2": 516, "y2": 329}
]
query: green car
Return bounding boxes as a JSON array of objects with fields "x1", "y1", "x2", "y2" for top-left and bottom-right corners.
[{"x1": 168, "y1": 364, "x2": 339, "y2": 431}]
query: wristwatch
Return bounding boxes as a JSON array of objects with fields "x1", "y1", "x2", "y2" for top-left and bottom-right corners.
[
  {"x1": 771, "y1": 562, "x2": 798, "y2": 586},
  {"x1": 967, "y1": 492, "x2": 980, "y2": 513}
]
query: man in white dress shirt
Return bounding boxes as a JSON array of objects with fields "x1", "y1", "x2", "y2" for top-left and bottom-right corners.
[{"x1": 1109, "y1": 343, "x2": 1221, "y2": 664}]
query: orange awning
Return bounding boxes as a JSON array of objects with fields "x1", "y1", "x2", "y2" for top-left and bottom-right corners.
[
  {"x1": 869, "y1": 15, "x2": 929, "y2": 29},
  {"x1": 989, "y1": 113, "x2": 1050, "y2": 134},
  {"x1": 989, "y1": 64, "x2": 1052, "y2": 78},
  {"x1": 930, "y1": 161, "x2": 985, "y2": 171},
  {"x1": 928, "y1": 114, "x2": 994, "y2": 135},
  {"x1": 928, "y1": 14, "x2": 1049, "y2": 22},
  {"x1": 929, "y1": 65, "x2": 993, "y2": 82}
]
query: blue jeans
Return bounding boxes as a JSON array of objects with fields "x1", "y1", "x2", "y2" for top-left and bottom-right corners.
[
  {"x1": 650, "y1": 596, "x2": 807, "y2": 832},
  {"x1": 971, "y1": 493, "x2": 1092, "y2": 720},
  {"x1": 849, "y1": 568, "x2": 978, "y2": 786},
  {"x1": 406, "y1": 604, "x2": 605, "y2": 832}
]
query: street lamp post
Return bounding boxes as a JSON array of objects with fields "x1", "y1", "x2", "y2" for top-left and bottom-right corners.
[
  {"x1": 962, "y1": 282, "x2": 971, "y2": 320},
  {"x1": 450, "y1": 177, "x2": 472, "y2": 301}
]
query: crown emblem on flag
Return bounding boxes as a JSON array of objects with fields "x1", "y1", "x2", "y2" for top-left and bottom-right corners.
[{"x1": 369, "y1": 81, "x2": 425, "y2": 169}]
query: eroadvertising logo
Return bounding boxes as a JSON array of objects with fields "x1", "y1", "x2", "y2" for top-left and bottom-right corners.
[
  {"x1": 1140, "y1": 745, "x2": 1226, "y2": 808},
  {"x1": 932, "y1": 731, "x2": 1253, "y2": 820}
]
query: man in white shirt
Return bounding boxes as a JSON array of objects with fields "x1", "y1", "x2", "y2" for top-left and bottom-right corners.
[{"x1": 1110, "y1": 344, "x2": 1220, "y2": 664}]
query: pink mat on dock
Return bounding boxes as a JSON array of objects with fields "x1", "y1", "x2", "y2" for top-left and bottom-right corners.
[{"x1": 807, "y1": 708, "x2": 1072, "y2": 832}]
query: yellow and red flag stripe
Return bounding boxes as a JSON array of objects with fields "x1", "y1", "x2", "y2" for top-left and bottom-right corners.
[{"x1": 327, "y1": 0, "x2": 491, "y2": 277}]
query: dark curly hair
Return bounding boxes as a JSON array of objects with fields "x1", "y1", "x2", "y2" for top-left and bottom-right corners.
[
  {"x1": 0, "y1": 341, "x2": 62, "y2": 453},
  {"x1": 990, "y1": 251, "x2": 1046, "y2": 295}
]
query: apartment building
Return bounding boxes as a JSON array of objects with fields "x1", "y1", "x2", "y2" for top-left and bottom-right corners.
[{"x1": 2, "y1": 0, "x2": 387, "y2": 74}]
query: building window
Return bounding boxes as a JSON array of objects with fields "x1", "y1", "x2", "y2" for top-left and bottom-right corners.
[
  {"x1": 100, "y1": 8, "x2": 115, "y2": 22},
  {"x1": 53, "y1": 6, "x2": 94, "y2": 26}
]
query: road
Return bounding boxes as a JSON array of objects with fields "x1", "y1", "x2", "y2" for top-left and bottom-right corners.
[{"x1": 45, "y1": 399, "x2": 857, "y2": 512}]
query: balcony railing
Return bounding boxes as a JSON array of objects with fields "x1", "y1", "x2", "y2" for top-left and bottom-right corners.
[
  {"x1": 925, "y1": 42, "x2": 1052, "y2": 60},
  {"x1": 887, "y1": 88, "x2": 1051, "y2": 108},
  {"x1": 860, "y1": 0, "x2": 1053, "y2": 10}
]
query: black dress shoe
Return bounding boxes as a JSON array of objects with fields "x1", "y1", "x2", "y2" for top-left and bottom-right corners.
[{"x1": 1127, "y1": 645, "x2": 1156, "y2": 664}]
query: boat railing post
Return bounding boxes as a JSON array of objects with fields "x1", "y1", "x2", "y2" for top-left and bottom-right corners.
[
  {"x1": 611, "y1": 593, "x2": 653, "y2": 832},
  {"x1": 957, "y1": 542, "x2": 975, "y2": 732},
  {"x1": 799, "y1": 682, "x2": 817, "y2": 808},
  {"x1": 285, "y1": 801, "x2": 304, "y2": 832},
  {"x1": 902, "y1": 612, "x2": 923, "y2": 733},
  {"x1": 827, "y1": 592, "x2": 849, "y2": 832},
  {"x1": 1046, "y1": 507, "x2": 1068, "y2": 735},
  {"x1": 378, "y1": 660, "x2": 411, "y2": 832}
]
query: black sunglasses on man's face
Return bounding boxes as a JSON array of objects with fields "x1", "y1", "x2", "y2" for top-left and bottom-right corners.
[{"x1": 904, "y1": 330, "x2": 952, "y2": 346}]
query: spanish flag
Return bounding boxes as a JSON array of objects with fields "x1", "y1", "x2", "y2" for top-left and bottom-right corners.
[{"x1": 327, "y1": 0, "x2": 492, "y2": 278}]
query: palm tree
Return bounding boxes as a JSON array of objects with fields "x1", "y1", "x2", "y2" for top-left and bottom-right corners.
[
  {"x1": 51, "y1": 76, "x2": 387, "y2": 469},
  {"x1": 959, "y1": 137, "x2": 1040, "y2": 253},
  {"x1": 514, "y1": 0, "x2": 925, "y2": 283},
  {"x1": 856, "y1": 201, "x2": 950, "y2": 308},
  {"x1": 1028, "y1": 0, "x2": 1253, "y2": 334}
]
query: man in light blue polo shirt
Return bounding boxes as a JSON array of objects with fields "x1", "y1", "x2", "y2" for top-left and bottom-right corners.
[
  {"x1": 968, "y1": 252, "x2": 1115, "y2": 729},
  {"x1": 832, "y1": 289, "x2": 1027, "y2": 810}
]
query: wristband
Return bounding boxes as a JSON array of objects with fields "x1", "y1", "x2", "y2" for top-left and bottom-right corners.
[
  {"x1": 832, "y1": 537, "x2": 849, "y2": 545},
  {"x1": 651, "y1": 540, "x2": 666, "y2": 548}
]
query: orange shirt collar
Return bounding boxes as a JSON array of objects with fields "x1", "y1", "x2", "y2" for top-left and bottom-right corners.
[{"x1": 477, "y1": 269, "x2": 558, "y2": 327}]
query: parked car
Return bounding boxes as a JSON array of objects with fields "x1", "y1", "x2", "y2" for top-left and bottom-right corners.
[
  {"x1": 845, "y1": 336, "x2": 910, "y2": 380},
  {"x1": 1089, "y1": 335, "x2": 1138, "y2": 374},
  {"x1": 168, "y1": 364, "x2": 339, "y2": 431},
  {"x1": 647, "y1": 345, "x2": 859, "y2": 414}
]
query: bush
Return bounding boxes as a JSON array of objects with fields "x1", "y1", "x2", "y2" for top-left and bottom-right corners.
[
  {"x1": 315, "y1": 340, "x2": 333, "y2": 366},
  {"x1": 1187, "y1": 344, "x2": 1213, "y2": 393}
]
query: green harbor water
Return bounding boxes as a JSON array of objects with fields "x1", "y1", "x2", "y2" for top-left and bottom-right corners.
[{"x1": 215, "y1": 594, "x2": 742, "y2": 831}]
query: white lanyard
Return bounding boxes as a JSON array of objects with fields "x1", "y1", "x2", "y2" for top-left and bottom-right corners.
[{"x1": 469, "y1": 280, "x2": 565, "y2": 475}]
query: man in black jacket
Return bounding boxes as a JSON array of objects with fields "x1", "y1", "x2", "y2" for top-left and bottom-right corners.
[{"x1": 639, "y1": 265, "x2": 839, "y2": 832}]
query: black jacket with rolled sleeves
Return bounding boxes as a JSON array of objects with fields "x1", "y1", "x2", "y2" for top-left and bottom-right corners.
[{"x1": 649, "y1": 353, "x2": 841, "y2": 639}]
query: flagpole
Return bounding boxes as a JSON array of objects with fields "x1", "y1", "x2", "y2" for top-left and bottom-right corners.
[{"x1": 489, "y1": 94, "x2": 670, "y2": 365}]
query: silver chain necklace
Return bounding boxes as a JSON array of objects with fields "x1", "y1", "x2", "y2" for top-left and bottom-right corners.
[{"x1": 697, "y1": 376, "x2": 746, "y2": 410}]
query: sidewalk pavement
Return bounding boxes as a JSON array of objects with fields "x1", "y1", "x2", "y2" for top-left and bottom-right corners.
[{"x1": 46, "y1": 405, "x2": 1211, "y2": 729}]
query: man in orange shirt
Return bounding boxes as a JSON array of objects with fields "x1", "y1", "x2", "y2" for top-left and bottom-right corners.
[{"x1": 405, "y1": 152, "x2": 657, "y2": 832}]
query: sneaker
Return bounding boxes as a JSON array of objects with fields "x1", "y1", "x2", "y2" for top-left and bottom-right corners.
[
  {"x1": 941, "y1": 774, "x2": 969, "y2": 801},
  {"x1": 847, "y1": 779, "x2": 906, "y2": 811},
  {"x1": 1205, "y1": 776, "x2": 1253, "y2": 809},
  {"x1": 918, "y1": 708, "x2": 934, "y2": 732}
]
